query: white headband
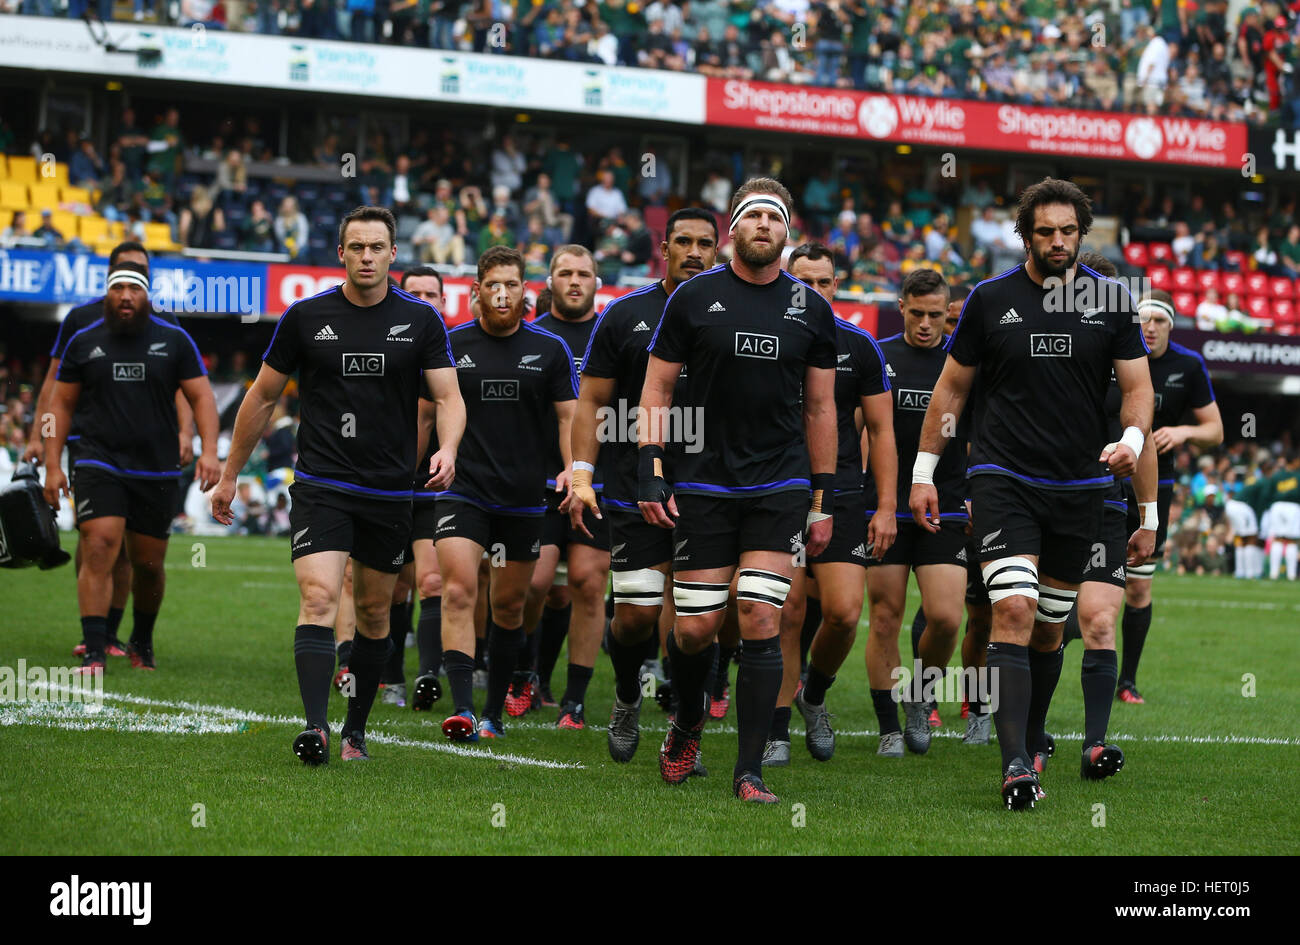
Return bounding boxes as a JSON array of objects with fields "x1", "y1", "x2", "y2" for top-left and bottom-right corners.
[
  {"x1": 1138, "y1": 298, "x2": 1175, "y2": 323},
  {"x1": 730, "y1": 193, "x2": 790, "y2": 234},
  {"x1": 107, "y1": 269, "x2": 150, "y2": 291}
]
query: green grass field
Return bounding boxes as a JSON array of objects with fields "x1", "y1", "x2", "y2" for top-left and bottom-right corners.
[{"x1": 2, "y1": 533, "x2": 1297, "y2": 855}]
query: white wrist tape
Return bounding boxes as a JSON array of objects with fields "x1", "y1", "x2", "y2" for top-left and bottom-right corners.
[
  {"x1": 1119, "y1": 426, "x2": 1145, "y2": 459},
  {"x1": 912, "y1": 451, "x2": 940, "y2": 486},
  {"x1": 1140, "y1": 501, "x2": 1159, "y2": 531},
  {"x1": 573, "y1": 461, "x2": 595, "y2": 474}
]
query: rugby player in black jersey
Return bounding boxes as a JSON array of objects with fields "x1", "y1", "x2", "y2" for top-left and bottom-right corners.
[
  {"x1": 864, "y1": 269, "x2": 970, "y2": 758},
  {"x1": 523, "y1": 246, "x2": 609, "y2": 730},
  {"x1": 27, "y1": 242, "x2": 195, "y2": 658},
  {"x1": 433, "y1": 246, "x2": 578, "y2": 741},
  {"x1": 763, "y1": 242, "x2": 894, "y2": 766},
  {"x1": 640, "y1": 178, "x2": 838, "y2": 803},
  {"x1": 1039, "y1": 250, "x2": 1158, "y2": 781},
  {"x1": 910, "y1": 178, "x2": 1154, "y2": 809},
  {"x1": 1118, "y1": 289, "x2": 1222, "y2": 704},
  {"x1": 213, "y1": 207, "x2": 465, "y2": 764},
  {"x1": 399, "y1": 266, "x2": 454, "y2": 712},
  {"x1": 43, "y1": 262, "x2": 221, "y2": 673},
  {"x1": 570, "y1": 207, "x2": 719, "y2": 761}
]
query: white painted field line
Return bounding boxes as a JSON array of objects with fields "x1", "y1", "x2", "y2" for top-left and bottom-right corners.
[
  {"x1": 464, "y1": 717, "x2": 1300, "y2": 747},
  {"x1": 7, "y1": 687, "x2": 584, "y2": 770}
]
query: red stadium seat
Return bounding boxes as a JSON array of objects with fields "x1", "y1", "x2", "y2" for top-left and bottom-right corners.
[
  {"x1": 1223, "y1": 250, "x2": 1247, "y2": 271},
  {"x1": 1171, "y1": 268, "x2": 1197, "y2": 291},
  {"x1": 1221, "y1": 271, "x2": 1244, "y2": 294},
  {"x1": 1270, "y1": 277, "x2": 1297, "y2": 299},
  {"x1": 1273, "y1": 298, "x2": 1294, "y2": 321},
  {"x1": 1246, "y1": 272, "x2": 1270, "y2": 295},
  {"x1": 1146, "y1": 266, "x2": 1171, "y2": 290},
  {"x1": 1148, "y1": 242, "x2": 1174, "y2": 264},
  {"x1": 1246, "y1": 296, "x2": 1272, "y2": 319},
  {"x1": 1173, "y1": 291, "x2": 1197, "y2": 314},
  {"x1": 1196, "y1": 270, "x2": 1222, "y2": 293},
  {"x1": 1123, "y1": 243, "x2": 1149, "y2": 267}
]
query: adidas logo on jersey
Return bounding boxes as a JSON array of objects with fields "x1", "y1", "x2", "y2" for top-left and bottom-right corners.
[
  {"x1": 315, "y1": 324, "x2": 339, "y2": 341},
  {"x1": 632, "y1": 321, "x2": 651, "y2": 332},
  {"x1": 88, "y1": 346, "x2": 106, "y2": 359},
  {"x1": 886, "y1": 364, "x2": 896, "y2": 377},
  {"x1": 456, "y1": 354, "x2": 475, "y2": 368},
  {"x1": 1113, "y1": 565, "x2": 1126, "y2": 579},
  {"x1": 531, "y1": 539, "x2": 541, "y2": 554},
  {"x1": 956, "y1": 547, "x2": 967, "y2": 562},
  {"x1": 851, "y1": 543, "x2": 867, "y2": 560},
  {"x1": 708, "y1": 301, "x2": 726, "y2": 313},
  {"x1": 999, "y1": 308, "x2": 1022, "y2": 325},
  {"x1": 387, "y1": 323, "x2": 414, "y2": 342},
  {"x1": 392, "y1": 552, "x2": 406, "y2": 566}
]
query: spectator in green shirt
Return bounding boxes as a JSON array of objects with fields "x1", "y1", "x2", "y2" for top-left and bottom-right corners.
[
  {"x1": 542, "y1": 138, "x2": 582, "y2": 215},
  {"x1": 477, "y1": 211, "x2": 516, "y2": 256},
  {"x1": 147, "y1": 107, "x2": 183, "y2": 188}
]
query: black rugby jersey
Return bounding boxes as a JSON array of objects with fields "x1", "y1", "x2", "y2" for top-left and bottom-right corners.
[
  {"x1": 535, "y1": 310, "x2": 602, "y2": 491},
  {"x1": 436, "y1": 319, "x2": 577, "y2": 515},
  {"x1": 648, "y1": 263, "x2": 837, "y2": 497},
  {"x1": 870, "y1": 332, "x2": 967, "y2": 518},
  {"x1": 579, "y1": 280, "x2": 692, "y2": 509},
  {"x1": 57, "y1": 316, "x2": 205, "y2": 478},
  {"x1": 948, "y1": 264, "x2": 1148, "y2": 490},
  {"x1": 1149, "y1": 342, "x2": 1215, "y2": 484},
  {"x1": 829, "y1": 318, "x2": 890, "y2": 494},
  {"x1": 52, "y1": 298, "x2": 178, "y2": 442},
  {"x1": 262, "y1": 285, "x2": 453, "y2": 500}
]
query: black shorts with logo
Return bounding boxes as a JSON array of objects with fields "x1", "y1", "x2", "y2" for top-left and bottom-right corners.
[
  {"x1": 288, "y1": 482, "x2": 413, "y2": 574},
  {"x1": 606, "y1": 504, "x2": 673, "y2": 572},
  {"x1": 411, "y1": 495, "x2": 440, "y2": 542},
  {"x1": 73, "y1": 466, "x2": 179, "y2": 540},
  {"x1": 1083, "y1": 497, "x2": 1130, "y2": 589},
  {"x1": 433, "y1": 499, "x2": 542, "y2": 562},
  {"x1": 866, "y1": 519, "x2": 968, "y2": 569},
  {"x1": 542, "y1": 491, "x2": 610, "y2": 552},
  {"x1": 968, "y1": 473, "x2": 1104, "y2": 586},
  {"x1": 1124, "y1": 481, "x2": 1174, "y2": 560},
  {"x1": 808, "y1": 491, "x2": 869, "y2": 567},
  {"x1": 672, "y1": 490, "x2": 808, "y2": 572}
]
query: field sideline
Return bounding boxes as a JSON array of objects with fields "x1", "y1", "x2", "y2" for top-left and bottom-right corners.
[{"x1": 2, "y1": 533, "x2": 1297, "y2": 856}]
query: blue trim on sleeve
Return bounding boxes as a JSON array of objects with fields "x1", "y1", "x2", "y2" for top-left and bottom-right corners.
[
  {"x1": 837, "y1": 316, "x2": 891, "y2": 392},
  {"x1": 261, "y1": 285, "x2": 337, "y2": 362},
  {"x1": 522, "y1": 321, "x2": 579, "y2": 397},
  {"x1": 1168, "y1": 341, "x2": 1216, "y2": 402}
]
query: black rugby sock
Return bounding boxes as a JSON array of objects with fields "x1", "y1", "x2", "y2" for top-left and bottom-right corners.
[
  {"x1": 344, "y1": 633, "x2": 392, "y2": 735},
  {"x1": 987, "y1": 642, "x2": 1031, "y2": 770},
  {"x1": 1119, "y1": 604, "x2": 1152, "y2": 685},
  {"x1": 667, "y1": 634, "x2": 713, "y2": 730},
  {"x1": 294, "y1": 624, "x2": 335, "y2": 732},
  {"x1": 733, "y1": 637, "x2": 783, "y2": 781},
  {"x1": 537, "y1": 602, "x2": 572, "y2": 688},
  {"x1": 1081, "y1": 648, "x2": 1118, "y2": 746},
  {"x1": 416, "y1": 596, "x2": 443, "y2": 677},
  {"x1": 769, "y1": 705, "x2": 792, "y2": 741},
  {"x1": 871, "y1": 688, "x2": 900, "y2": 735},
  {"x1": 1026, "y1": 644, "x2": 1064, "y2": 755},
  {"x1": 444, "y1": 649, "x2": 476, "y2": 716},
  {"x1": 799, "y1": 597, "x2": 822, "y2": 670}
]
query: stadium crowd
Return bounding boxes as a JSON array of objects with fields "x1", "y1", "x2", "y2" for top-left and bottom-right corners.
[
  {"x1": 7, "y1": 0, "x2": 1300, "y2": 125},
  {"x1": 8, "y1": 104, "x2": 1300, "y2": 331}
]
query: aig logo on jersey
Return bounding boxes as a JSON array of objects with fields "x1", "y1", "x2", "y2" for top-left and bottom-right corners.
[
  {"x1": 735, "y1": 332, "x2": 779, "y2": 360},
  {"x1": 1030, "y1": 334, "x2": 1072, "y2": 357},
  {"x1": 897, "y1": 389, "x2": 931, "y2": 412},
  {"x1": 342, "y1": 353, "x2": 385, "y2": 376},
  {"x1": 113, "y1": 363, "x2": 146, "y2": 381},
  {"x1": 482, "y1": 379, "x2": 519, "y2": 401}
]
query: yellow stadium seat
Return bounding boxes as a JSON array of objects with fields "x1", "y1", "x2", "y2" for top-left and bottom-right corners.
[
  {"x1": 0, "y1": 209, "x2": 11, "y2": 231},
  {"x1": 0, "y1": 155, "x2": 8, "y2": 179},
  {"x1": 61, "y1": 186, "x2": 93, "y2": 206},
  {"x1": 107, "y1": 221, "x2": 125, "y2": 241},
  {"x1": 50, "y1": 210, "x2": 79, "y2": 241},
  {"x1": 143, "y1": 221, "x2": 178, "y2": 250},
  {"x1": 47, "y1": 163, "x2": 70, "y2": 185},
  {"x1": 6, "y1": 155, "x2": 37, "y2": 184},
  {"x1": 0, "y1": 181, "x2": 27, "y2": 211},
  {"x1": 94, "y1": 239, "x2": 120, "y2": 257},
  {"x1": 28, "y1": 183, "x2": 62, "y2": 212},
  {"x1": 78, "y1": 215, "x2": 109, "y2": 243}
]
